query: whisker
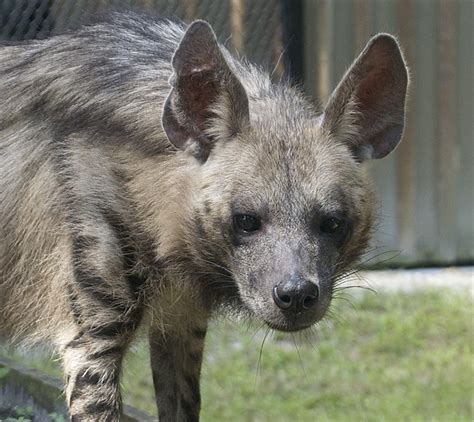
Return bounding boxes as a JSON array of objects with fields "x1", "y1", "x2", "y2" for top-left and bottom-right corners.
[
  {"x1": 334, "y1": 284, "x2": 377, "y2": 295},
  {"x1": 291, "y1": 333, "x2": 307, "y2": 380},
  {"x1": 255, "y1": 327, "x2": 271, "y2": 385}
]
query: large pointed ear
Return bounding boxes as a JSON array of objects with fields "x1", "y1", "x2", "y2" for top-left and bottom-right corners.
[
  {"x1": 162, "y1": 20, "x2": 250, "y2": 162},
  {"x1": 322, "y1": 34, "x2": 408, "y2": 160}
]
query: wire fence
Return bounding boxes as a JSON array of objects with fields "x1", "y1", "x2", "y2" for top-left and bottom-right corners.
[
  {"x1": 0, "y1": 0, "x2": 285, "y2": 74},
  {"x1": 2, "y1": 0, "x2": 472, "y2": 266}
]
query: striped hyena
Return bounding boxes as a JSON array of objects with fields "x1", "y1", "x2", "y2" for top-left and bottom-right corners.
[{"x1": 0, "y1": 12, "x2": 408, "y2": 421}]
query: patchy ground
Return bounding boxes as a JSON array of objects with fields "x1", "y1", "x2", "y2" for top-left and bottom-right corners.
[{"x1": 124, "y1": 286, "x2": 472, "y2": 421}]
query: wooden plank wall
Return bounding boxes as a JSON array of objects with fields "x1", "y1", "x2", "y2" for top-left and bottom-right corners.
[{"x1": 304, "y1": 0, "x2": 473, "y2": 266}]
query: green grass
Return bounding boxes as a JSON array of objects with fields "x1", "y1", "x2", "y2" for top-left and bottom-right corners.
[{"x1": 2, "y1": 289, "x2": 473, "y2": 421}]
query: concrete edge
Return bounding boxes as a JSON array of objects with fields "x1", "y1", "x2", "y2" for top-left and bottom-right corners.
[
  {"x1": 356, "y1": 267, "x2": 473, "y2": 295},
  {"x1": 0, "y1": 356, "x2": 156, "y2": 421}
]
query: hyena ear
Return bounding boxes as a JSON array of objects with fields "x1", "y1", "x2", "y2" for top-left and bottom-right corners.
[
  {"x1": 162, "y1": 20, "x2": 250, "y2": 162},
  {"x1": 322, "y1": 34, "x2": 408, "y2": 160}
]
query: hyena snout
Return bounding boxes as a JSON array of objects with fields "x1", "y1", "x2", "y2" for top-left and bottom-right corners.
[{"x1": 272, "y1": 273, "x2": 319, "y2": 313}]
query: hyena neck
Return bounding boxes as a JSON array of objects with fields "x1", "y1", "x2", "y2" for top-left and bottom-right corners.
[{"x1": 119, "y1": 148, "x2": 237, "y2": 308}]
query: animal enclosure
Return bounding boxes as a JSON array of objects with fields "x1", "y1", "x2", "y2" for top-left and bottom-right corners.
[{"x1": 1, "y1": 0, "x2": 471, "y2": 266}]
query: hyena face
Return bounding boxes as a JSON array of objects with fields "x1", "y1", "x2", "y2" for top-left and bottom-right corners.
[
  {"x1": 195, "y1": 127, "x2": 374, "y2": 331},
  {"x1": 163, "y1": 22, "x2": 408, "y2": 331}
]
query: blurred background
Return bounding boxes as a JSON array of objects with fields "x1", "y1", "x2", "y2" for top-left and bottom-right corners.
[
  {"x1": 0, "y1": 0, "x2": 472, "y2": 267},
  {"x1": 0, "y1": 1, "x2": 472, "y2": 421}
]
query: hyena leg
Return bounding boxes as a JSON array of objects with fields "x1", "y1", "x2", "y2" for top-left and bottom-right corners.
[
  {"x1": 60, "y1": 213, "x2": 146, "y2": 420},
  {"x1": 150, "y1": 322, "x2": 208, "y2": 422},
  {"x1": 62, "y1": 330, "x2": 132, "y2": 421}
]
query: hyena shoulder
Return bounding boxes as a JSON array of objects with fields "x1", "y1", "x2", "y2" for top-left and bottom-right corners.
[{"x1": 0, "y1": 14, "x2": 188, "y2": 343}]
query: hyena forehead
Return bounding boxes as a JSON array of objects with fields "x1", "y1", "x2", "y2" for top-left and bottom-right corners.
[{"x1": 200, "y1": 122, "x2": 367, "y2": 217}]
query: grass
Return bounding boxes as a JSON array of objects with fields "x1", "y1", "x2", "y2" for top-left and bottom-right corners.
[{"x1": 2, "y1": 289, "x2": 472, "y2": 421}]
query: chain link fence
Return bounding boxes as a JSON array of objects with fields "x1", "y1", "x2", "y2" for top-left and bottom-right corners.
[{"x1": 0, "y1": 0, "x2": 286, "y2": 74}]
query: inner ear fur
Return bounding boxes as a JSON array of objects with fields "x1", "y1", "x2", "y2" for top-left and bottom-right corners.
[
  {"x1": 162, "y1": 20, "x2": 249, "y2": 162},
  {"x1": 322, "y1": 33, "x2": 409, "y2": 160}
]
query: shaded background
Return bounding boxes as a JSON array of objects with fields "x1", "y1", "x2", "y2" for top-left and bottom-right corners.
[{"x1": 0, "y1": 0, "x2": 472, "y2": 267}]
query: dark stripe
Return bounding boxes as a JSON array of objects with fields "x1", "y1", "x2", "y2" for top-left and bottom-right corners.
[
  {"x1": 89, "y1": 312, "x2": 140, "y2": 338},
  {"x1": 100, "y1": 207, "x2": 149, "y2": 299},
  {"x1": 65, "y1": 332, "x2": 85, "y2": 349},
  {"x1": 193, "y1": 328, "x2": 206, "y2": 339},
  {"x1": 192, "y1": 215, "x2": 207, "y2": 241},
  {"x1": 68, "y1": 315, "x2": 142, "y2": 346},
  {"x1": 89, "y1": 345, "x2": 122, "y2": 360},
  {"x1": 85, "y1": 400, "x2": 113, "y2": 415},
  {"x1": 203, "y1": 201, "x2": 212, "y2": 215},
  {"x1": 127, "y1": 272, "x2": 147, "y2": 299},
  {"x1": 188, "y1": 351, "x2": 201, "y2": 364},
  {"x1": 72, "y1": 234, "x2": 99, "y2": 256},
  {"x1": 69, "y1": 385, "x2": 81, "y2": 404},
  {"x1": 90, "y1": 289, "x2": 129, "y2": 313},
  {"x1": 90, "y1": 321, "x2": 127, "y2": 338},
  {"x1": 70, "y1": 370, "x2": 119, "y2": 404},
  {"x1": 73, "y1": 269, "x2": 130, "y2": 313},
  {"x1": 76, "y1": 370, "x2": 101, "y2": 386},
  {"x1": 69, "y1": 217, "x2": 142, "y2": 315},
  {"x1": 67, "y1": 285, "x2": 82, "y2": 325}
]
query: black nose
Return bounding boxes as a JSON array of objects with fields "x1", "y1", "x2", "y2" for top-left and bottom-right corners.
[{"x1": 272, "y1": 279, "x2": 319, "y2": 312}]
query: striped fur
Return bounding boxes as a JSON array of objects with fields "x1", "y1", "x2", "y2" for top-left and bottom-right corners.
[{"x1": 0, "y1": 11, "x2": 408, "y2": 421}]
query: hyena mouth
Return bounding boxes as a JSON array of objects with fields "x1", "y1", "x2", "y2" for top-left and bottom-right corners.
[
  {"x1": 263, "y1": 318, "x2": 314, "y2": 333},
  {"x1": 257, "y1": 302, "x2": 323, "y2": 332}
]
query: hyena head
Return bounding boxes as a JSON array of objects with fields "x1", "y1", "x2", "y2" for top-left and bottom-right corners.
[{"x1": 162, "y1": 22, "x2": 408, "y2": 331}]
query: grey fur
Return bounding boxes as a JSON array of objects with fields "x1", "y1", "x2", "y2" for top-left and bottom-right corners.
[{"x1": 0, "y1": 12, "x2": 408, "y2": 421}]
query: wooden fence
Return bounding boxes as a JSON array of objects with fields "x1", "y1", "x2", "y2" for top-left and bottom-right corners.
[{"x1": 304, "y1": 0, "x2": 473, "y2": 265}]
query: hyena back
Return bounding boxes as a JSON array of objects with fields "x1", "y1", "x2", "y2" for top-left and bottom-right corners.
[{"x1": 0, "y1": 12, "x2": 408, "y2": 421}]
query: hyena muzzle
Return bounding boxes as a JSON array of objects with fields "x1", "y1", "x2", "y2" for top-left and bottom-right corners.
[{"x1": 0, "y1": 11, "x2": 408, "y2": 421}]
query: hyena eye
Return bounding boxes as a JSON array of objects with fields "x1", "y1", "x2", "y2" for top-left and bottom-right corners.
[
  {"x1": 320, "y1": 217, "x2": 344, "y2": 234},
  {"x1": 233, "y1": 214, "x2": 262, "y2": 233}
]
